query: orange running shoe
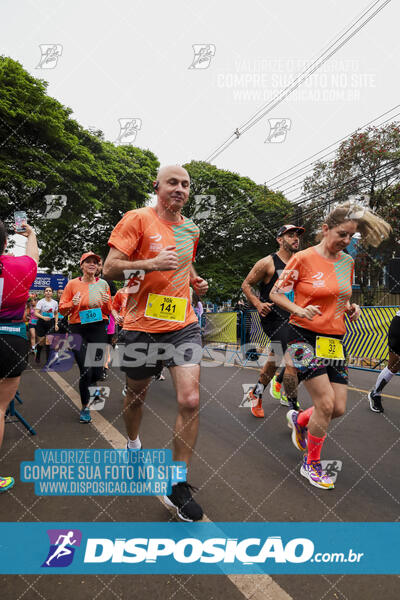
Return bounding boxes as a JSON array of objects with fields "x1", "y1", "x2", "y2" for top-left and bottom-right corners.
[{"x1": 247, "y1": 390, "x2": 264, "y2": 418}]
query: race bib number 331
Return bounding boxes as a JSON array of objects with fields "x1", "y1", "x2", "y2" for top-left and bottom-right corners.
[{"x1": 145, "y1": 294, "x2": 187, "y2": 322}]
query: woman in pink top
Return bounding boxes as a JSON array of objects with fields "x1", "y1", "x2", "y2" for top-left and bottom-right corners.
[{"x1": 0, "y1": 220, "x2": 39, "y2": 492}]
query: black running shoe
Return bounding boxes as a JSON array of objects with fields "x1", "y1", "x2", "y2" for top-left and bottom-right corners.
[
  {"x1": 368, "y1": 391, "x2": 384, "y2": 413},
  {"x1": 164, "y1": 482, "x2": 203, "y2": 522},
  {"x1": 289, "y1": 398, "x2": 301, "y2": 411}
]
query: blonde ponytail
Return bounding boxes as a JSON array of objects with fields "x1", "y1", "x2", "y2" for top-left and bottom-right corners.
[{"x1": 324, "y1": 201, "x2": 391, "y2": 247}]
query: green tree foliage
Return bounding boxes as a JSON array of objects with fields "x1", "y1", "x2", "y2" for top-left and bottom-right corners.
[
  {"x1": 0, "y1": 56, "x2": 158, "y2": 271},
  {"x1": 296, "y1": 124, "x2": 400, "y2": 302},
  {"x1": 183, "y1": 161, "x2": 292, "y2": 302}
]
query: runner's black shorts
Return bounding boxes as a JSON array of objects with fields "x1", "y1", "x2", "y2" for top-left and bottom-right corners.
[
  {"x1": 69, "y1": 320, "x2": 109, "y2": 369},
  {"x1": 36, "y1": 318, "x2": 55, "y2": 338},
  {"x1": 260, "y1": 318, "x2": 289, "y2": 353},
  {"x1": 286, "y1": 324, "x2": 348, "y2": 385},
  {"x1": 119, "y1": 322, "x2": 202, "y2": 380},
  {"x1": 0, "y1": 334, "x2": 29, "y2": 378},
  {"x1": 388, "y1": 315, "x2": 400, "y2": 355},
  {"x1": 57, "y1": 318, "x2": 69, "y2": 334}
]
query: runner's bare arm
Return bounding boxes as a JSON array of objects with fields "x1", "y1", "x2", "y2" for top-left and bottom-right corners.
[
  {"x1": 270, "y1": 283, "x2": 321, "y2": 320},
  {"x1": 241, "y1": 256, "x2": 275, "y2": 316},
  {"x1": 345, "y1": 301, "x2": 361, "y2": 321},
  {"x1": 103, "y1": 246, "x2": 178, "y2": 280},
  {"x1": 58, "y1": 283, "x2": 74, "y2": 316},
  {"x1": 34, "y1": 309, "x2": 48, "y2": 321},
  {"x1": 18, "y1": 224, "x2": 39, "y2": 264}
]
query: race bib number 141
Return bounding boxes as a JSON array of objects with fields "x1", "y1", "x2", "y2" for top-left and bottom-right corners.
[{"x1": 145, "y1": 294, "x2": 187, "y2": 322}]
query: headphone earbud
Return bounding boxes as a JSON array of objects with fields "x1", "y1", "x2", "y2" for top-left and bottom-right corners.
[{"x1": 153, "y1": 181, "x2": 159, "y2": 191}]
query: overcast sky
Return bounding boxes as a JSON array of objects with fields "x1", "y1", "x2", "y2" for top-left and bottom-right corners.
[{"x1": 1, "y1": 0, "x2": 399, "y2": 236}]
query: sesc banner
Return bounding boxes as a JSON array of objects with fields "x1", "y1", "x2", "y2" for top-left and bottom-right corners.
[{"x1": 31, "y1": 273, "x2": 68, "y2": 291}]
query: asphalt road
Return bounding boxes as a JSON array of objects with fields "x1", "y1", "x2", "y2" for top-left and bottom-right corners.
[{"x1": 0, "y1": 353, "x2": 399, "y2": 600}]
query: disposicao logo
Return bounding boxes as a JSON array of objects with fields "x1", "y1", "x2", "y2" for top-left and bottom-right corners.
[
  {"x1": 83, "y1": 536, "x2": 314, "y2": 564},
  {"x1": 42, "y1": 529, "x2": 82, "y2": 567}
]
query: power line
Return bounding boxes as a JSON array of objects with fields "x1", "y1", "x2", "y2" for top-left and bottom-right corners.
[
  {"x1": 239, "y1": 0, "x2": 384, "y2": 134},
  {"x1": 287, "y1": 157, "x2": 400, "y2": 206},
  {"x1": 277, "y1": 120, "x2": 400, "y2": 197},
  {"x1": 210, "y1": 0, "x2": 391, "y2": 161},
  {"x1": 204, "y1": 159, "x2": 400, "y2": 240},
  {"x1": 266, "y1": 105, "x2": 400, "y2": 190},
  {"x1": 261, "y1": 158, "x2": 400, "y2": 232},
  {"x1": 205, "y1": 0, "x2": 392, "y2": 163},
  {"x1": 239, "y1": 0, "x2": 386, "y2": 135},
  {"x1": 265, "y1": 163, "x2": 400, "y2": 233},
  {"x1": 299, "y1": 167, "x2": 399, "y2": 222}
]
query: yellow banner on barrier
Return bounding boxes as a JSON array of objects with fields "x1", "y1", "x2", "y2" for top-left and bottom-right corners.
[
  {"x1": 343, "y1": 306, "x2": 398, "y2": 360},
  {"x1": 203, "y1": 313, "x2": 238, "y2": 345}
]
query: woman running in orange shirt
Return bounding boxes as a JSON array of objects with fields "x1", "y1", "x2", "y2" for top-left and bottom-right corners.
[
  {"x1": 270, "y1": 202, "x2": 391, "y2": 489},
  {"x1": 59, "y1": 252, "x2": 112, "y2": 423}
]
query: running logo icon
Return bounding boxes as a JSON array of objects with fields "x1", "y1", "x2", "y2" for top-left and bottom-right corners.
[
  {"x1": 320, "y1": 460, "x2": 342, "y2": 483},
  {"x1": 115, "y1": 118, "x2": 142, "y2": 145},
  {"x1": 42, "y1": 529, "x2": 82, "y2": 568},
  {"x1": 123, "y1": 269, "x2": 145, "y2": 294},
  {"x1": 36, "y1": 44, "x2": 63, "y2": 69},
  {"x1": 43, "y1": 195, "x2": 67, "y2": 219},
  {"x1": 88, "y1": 386, "x2": 110, "y2": 411},
  {"x1": 193, "y1": 195, "x2": 216, "y2": 221},
  {"x1": 43, "y1": 334, "x2": 82, "y2": 373},
  {"x1": 188, "y1": 44, "x2": 216, "y2": 69},
  {"x1": 239, "y1": 384, "x2": 257, "y2": 407},
  {"x1": 265, "y1": 119, "x2": 291, "y2": 143}
]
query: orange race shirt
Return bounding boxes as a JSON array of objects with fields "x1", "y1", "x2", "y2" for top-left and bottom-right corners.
[
  {"x1": 108, "y1": 206, "x2": 200, "y2": 332},
  {"x1": 112, "y1": 288, "x2": 129, "y2": 319},
  {"x1": 275, "y1": 246, "x2": 354, "y2": 336},
  {"x1": 59, "y1": 277, "x2": 112, "y2": 324}
]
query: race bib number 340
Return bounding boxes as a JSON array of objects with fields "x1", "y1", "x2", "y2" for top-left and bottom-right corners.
[
  {"x1": 145, "y1": 294, "x2": 187, "y2": 322},
  {"x1": 79, "y1": 308, "x2": 103, "y2": 324}
]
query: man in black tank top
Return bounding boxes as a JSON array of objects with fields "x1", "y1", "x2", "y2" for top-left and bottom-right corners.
[{"x1": 241, "y1": 224, "x2": 304, "y2": 417}]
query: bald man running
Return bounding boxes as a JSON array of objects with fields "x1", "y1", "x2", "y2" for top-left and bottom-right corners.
[{"x1": 104, "y1": 165, "x2": 208, "y2": 522}]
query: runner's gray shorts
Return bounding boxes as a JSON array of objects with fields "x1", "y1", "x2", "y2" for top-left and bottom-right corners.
[{"x1": 119, "y1": 322, "x2": 202, "y2": 380}]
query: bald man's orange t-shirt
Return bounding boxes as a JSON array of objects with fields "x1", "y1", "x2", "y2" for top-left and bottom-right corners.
[
  {"x1": 108, "y1": 207, "x2": 200, "y2": 333},
  {"x1": 275, "y1": 247, "x2": 354, "y2": 336}
]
